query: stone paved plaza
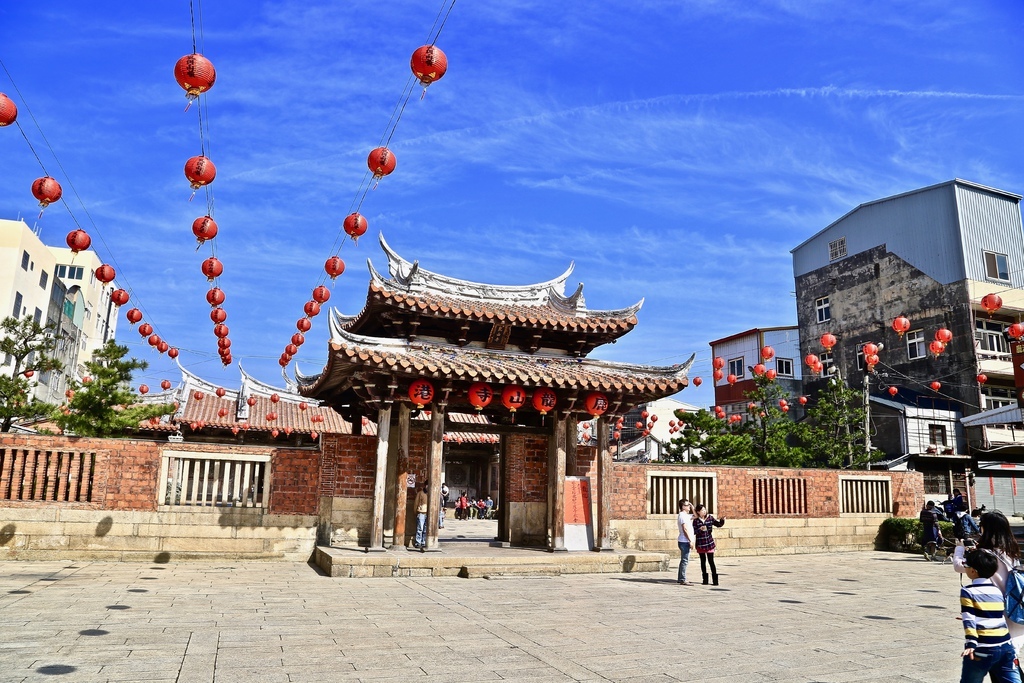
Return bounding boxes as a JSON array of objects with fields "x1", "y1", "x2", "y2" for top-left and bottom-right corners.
[{"x1": 0, "y1": 551, "x2": 966, "y2": 682}]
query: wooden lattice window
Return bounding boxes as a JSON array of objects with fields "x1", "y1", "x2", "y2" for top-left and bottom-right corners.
[
  {"x1": 647, "y1": 471, "x2": 716, "y2": 516},
  {"x1": 839, "y1": 477, "x2": 892, "y2": 514},
  {"x1": 752, "y1": 477, "x2": 807, "y2": 515},
  {"x1": 0, "y1": 447, "x2": 96, "y2": 502}
]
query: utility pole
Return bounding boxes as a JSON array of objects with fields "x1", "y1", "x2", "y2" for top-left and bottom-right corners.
[{"x1": 863, "y1": 371, "x2": 871, "y2": 456}]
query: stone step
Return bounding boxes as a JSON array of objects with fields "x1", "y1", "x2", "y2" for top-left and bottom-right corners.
[
  {"x1": 461, "y1": 563, "x2": 561, "y2": 579},
  {"x1": 641, "y1": 539, "x2": 680, "y2": 552}
]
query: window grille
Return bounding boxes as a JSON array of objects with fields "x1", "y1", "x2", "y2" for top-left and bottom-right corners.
[
  {"x1": 752, "y1": 477, "x2": 807, "y2": 515},
  {"x1": 647, "y1": 472, "x2": 716, "y2": 516},
  {"x1": 0, "y1": 447, "x2": 96, "y2": 502},
  {"x1": 158, "y1": 451, "x2": 269, "y2": 508},
  {"x1": 828, "y1": 237, "x2": 847, "y2": 261},
  {"x1": 839, "y1": 477, "x2": 892, "y2": 514}
]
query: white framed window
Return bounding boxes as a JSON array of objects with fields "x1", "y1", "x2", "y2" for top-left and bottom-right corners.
[
  {"x1": 728, "y1": 357, "x2": 744, "y2": 378},
  {"x1": 819, "y1": 351, "x2": 834, "y2": 375},
  {"x1": 815, "y1": 296, "x2": 831, "y2": 323},
  {"x1": 828, "y1": 237, "x2": 847, "y2": 261},
  {"x1": 906, "y1": 330, "x2": 926, "y2": 360},
  {"x1": 976, "y1": 319, "x2": 1008, "y2": 354},
  {"x1": 983, "y1": 388, "x2": 1015, "y2": 410},
  {"x1": 56, "y1": 265, "x2": 66, "y2": 278},
  {"x1": 985, "y1": 251, "x2": 1010, "y2": 281},
  {"x1": 776, "y1": 358, "x2": 793, "y2": 377},
  {"x1": 928, "y1": 424, "x2": 948, "y2": 446},
  {"x1": 856, "y1": 350, "x2": 865, "y2": 371}
]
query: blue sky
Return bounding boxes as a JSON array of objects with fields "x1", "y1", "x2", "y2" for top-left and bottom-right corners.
[{"x1": 1, "y1": 0, "x2": 1022, "y2": 408}]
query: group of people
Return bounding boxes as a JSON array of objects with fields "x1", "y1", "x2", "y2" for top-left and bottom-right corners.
[
  {"x1": 453, "y1": 492, "x2": 494, "y2": 520},
  {"x1": 676, "y1": 499, "x2": 725, "y2": 586},
  {"x1": 919, "y1": 487, "x2": 981, "y2": 550}
]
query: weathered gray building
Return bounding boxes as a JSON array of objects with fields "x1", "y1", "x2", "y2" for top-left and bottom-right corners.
[{"x1": 791, "y1": 179, "x2": 1024, "y2": 503}]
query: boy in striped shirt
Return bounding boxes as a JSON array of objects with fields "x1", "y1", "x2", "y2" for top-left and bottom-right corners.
[{"x1": 960, "y1": 548, "x2": 1022, "y2": 683}]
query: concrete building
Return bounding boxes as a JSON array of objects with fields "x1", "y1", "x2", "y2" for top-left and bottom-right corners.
[
  {"x1": 48, "y1": 245, "x2": 119, "y2": 373},
  {"x1": 790, "y1": 179, "x2": 1023, "y2": 506},
  {"x1": 709, "y1": 326, "x2": 803, "y2": 419}
]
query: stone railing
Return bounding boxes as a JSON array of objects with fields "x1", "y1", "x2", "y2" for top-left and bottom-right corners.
[{"x1": 158, "y1": 450, "x2": 270, "y2": 508}]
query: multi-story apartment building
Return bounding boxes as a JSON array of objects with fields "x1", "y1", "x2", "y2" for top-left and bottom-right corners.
[
  {"x1": 709, "y1": 326, "x2": 803, "y2": 420},
  {"x1": 0, "y1": 218, "x2": 117, "y2": 406},
  {"x1": 790, "y1": 179, "x2": 1024, "y2": 509}
]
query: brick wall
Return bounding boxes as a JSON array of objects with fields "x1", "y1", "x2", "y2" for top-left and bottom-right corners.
[
  {"x1": 319, "y1": 433, "x2": 377, "y2": 498},
  {"x1": 269, "y1": 448, "x2": 320, "y2": 515}
]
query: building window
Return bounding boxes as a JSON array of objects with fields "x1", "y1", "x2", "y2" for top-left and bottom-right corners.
[
  {"x1": 819, "y1": 351, "x2": 834, "y2": 375},
  {"x1": 928, "y1": 424, "x2": 947, "y2": 446},
  {"x1": 69, "y1": 266, "x2": 84, "y2": 280},
  {"x1": 56, "y1": 265, "x2": 66, "y2": 278},
  {"x1": 33, "y1": 308, "x2": 42, "y2": 325},
  {"x1": 728, "y1": 357, "x2": 744, "y2": 379},
  {"x1": 12, "y1": 291, "x2": 22, "y2": 319},
  {"x1": 21, "y1": 250, "x2": 30, "y2": 270},
  {"x1": 828, "y1": 237, "x2": 847, "y2": 261},
  {"x1": 983, "y1": 387, "x2": 1015, "y2": 410},
  {"x1": 815, "y1": 296, "x2": 831, "y2": 323},
  {"x1": 976, "y1": 319, "x2": 1009, "y2": 355},
  {"x1": 776, "y1": 358, "x2": 793, "y2": 377},
  {"x1": 985, "y1": 251, "x2": 1010, "y2": 281},
  {"x1": 39, "y1": 271, "x2": 48, "y2": 289},
  {"x1": 856, "y1": 349, "x2": 865, "y2": 371},
  {"x1": 906, "y1": 330, "x2": 926, "y2": 360}
]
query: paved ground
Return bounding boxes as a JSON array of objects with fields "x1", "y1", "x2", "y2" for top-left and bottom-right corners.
[{"x1": 0, "y1": 550, "x2": 967, "y2": 683}]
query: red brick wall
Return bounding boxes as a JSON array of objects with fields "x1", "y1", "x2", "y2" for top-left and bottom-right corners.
[
  {"x1": 269, "y1": 447, "x2": 320, "y2": 514},
  {"x1": 319, "y1": 433, "x2": 377, "y2": 498}
]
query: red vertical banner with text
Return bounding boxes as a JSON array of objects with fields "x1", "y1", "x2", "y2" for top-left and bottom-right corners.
[
  {"x1": 1012, "y1": 340, "x2": 1024, "y2": 410},
  {"x1": 564, "y1": 477, "x2": 594, "y2": 551}
]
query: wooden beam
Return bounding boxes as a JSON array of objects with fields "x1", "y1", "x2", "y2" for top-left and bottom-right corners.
[
  {"x1": 549, "y1": 415, "x2": 567, "y2": 552},
  {"x1": 565, "y1": 413, "x2": 578, "y2": 476},
  {"x1": 426, "y1": 406, "x2": 445, "y2": 550},
  {"x1": 595, "y1": 414, "x2": 613, "y2": 552},
  {"x1": 369, "y1": 404, "x2": 392, "y2": 550},
  {"x1": 392, "y1": 402, "x2": 411, "y2": 548}
]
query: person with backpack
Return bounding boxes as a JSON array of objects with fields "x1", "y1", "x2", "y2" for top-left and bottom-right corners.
[{"x1": 953, "y1": 510, "x2": 1024, "y2": 652}]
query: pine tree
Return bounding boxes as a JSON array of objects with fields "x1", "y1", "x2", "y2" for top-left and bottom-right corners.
[
  {"x1": 795, "y1": 374, "x2": 878, "y2": 468},
  {"x1": 0, "y1": 316, "x2": 63, "y2": 432}
]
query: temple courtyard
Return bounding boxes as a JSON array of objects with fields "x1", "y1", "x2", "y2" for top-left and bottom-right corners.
[{"x1": 0, "y1": 548, "x2": 962, "y2": 683}]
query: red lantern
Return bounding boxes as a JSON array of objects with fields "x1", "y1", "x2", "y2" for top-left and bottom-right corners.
[
  {"x1": 110, "y1": 289, "x2": 130, "y2": 306},
  {"x1": 161, "y1": 380, "x2": 172, "y2": 391},
  {"x1": 218, "y1": 338, "x2": 231, "y2": 350},
  {"x1": 138, "y1": 384, "x2": 149, "y2": 395},
  {"x1": 214, "y1": 387, "x2": 226, "y2": 398},
  {"x1": 820, "y1": 333, "x2": 837, "y2": 350},
  {"x1": 213, "y1": 324, "x2": 229, "y2": 338},
  {"x1": 194, "y1": 391, "x2": 205, "y2": 400},
  {"x1": 410, "y1": 45, "x2": 448, "y2": 87},
  {"x1": 713, "y1": 369, "x2": 723, "y2": 382},
  {"x1": 468, "y1": 382, "x2": 494, "y2": 411},
  {"x1": 184, "y1": 155, "x2": 216, "y2": 189},
  {"x1": 669, "y1": 420, "x2": 676, "y2": 427},
  {"x1": 408, "y1": 379, "x2": 435, "y2": 408},
  {"x1": 747, "y1": 403, "x2": 757, "y2": 411},
  {"x1": 982, "y1": 293, "x2": 1003, "y2": 315},
  {"x1": 1009, "y1": 323, "x2": 1024, "y2": 339},
  {"x1": 270, "y1": 393, "x2": 280, "y2": 404},
  {"x1": 32, "y1": 176, "x2": 62, "y2": 209},
  {"x1": 929, "y1": 340, "x2": 945, "y2": 355},
  {"x1": 930, "y1": 381, "x2": 941, "y2": 391},
  {"x1": 640, "y1": 410, "x2": 649, "y2": 419},
  {"x1": 727, "y1": 374, "x2": 737, "y2": 385},
  {"x1": 148, "y1": 334, "x2": 161, "y2": 347},
  {"x1": 278, "y1": 357, "x2": 290, "y2": 367},
  {"x1": 95, "y1": 264, "x2": 115, "y2": 284},
  {"x1": 866, "y1": 354, "x2": 879, "y2": 368},
  {"x1": 613, "y1": 431, "x2": 621, "y2": 440},
  {"x1": 712, "y1": 357, "x2": 725, "y2": 370},
  {"x1": 531, "y1": 388, "x2": 557, "y2": 415},
  {"x1": 65, "y1": 229, "x2": 91, "y2": 253},
  {"x1": 752, "y1": 363, "x2": 766, "y2": 376},
  {"x1": 271, "y1": 429, "x2": 280, "y2": 438},
  {"x1": 892, "y1": 315, "x2": 910, "y2": 337},
  {"x1": 779, "y1": 399, "x2": 788, "y2": 408},
  {"x1": 862, "y1": 342, "x2": 879, "y2": 357},
  {"x1": 247, "y1": 396, "x2": 257, "y2": 407},
  {"x1": 192, "y1": 216, "x2": 218, "y2": 245},
  {"x1": 312, "y1": 285, "x2": 330, "y2": 304},
  {"x1": 888, "y1": 386, "x2": 898, "y2": 397},
  {"x1": 635, "y1": 421, "x2": 644, "y2": 429},
  {"x1": 367, "y1": 147, "x2": 396, "y2": 179},
  {"x1": 201, "y1": 257, "x2": 223, "y2": 280},
  {"x1": 291, "y1": 333, "x2": 305, "y2": 346},
  {"x1": 766, "y1": 369, "x2": 777, "y2": 381},
  {"x1": 304, "y1": 301, "x2": 321, "y2": 317},
  {"x1": 651, "y1": 415, "x2": 659, "y2": 423},
  {"x1": 501, "y1": 385, "x2": 528, "y2": 413},
  {"x1": 977, "y1": 373, "x2": 988, "y2": 384},
  {"x1": 266, "y1": 412, "x2": 277, "y2": 422},
  {"x1": 206, "y1": 287, "x2": 225, "y2": 306},
  {"x1": 798, "y1": 396, "x2": 807, "y2": 405},
  {"x1": 167, "y1": 347, "x2": 179, "y2": 359},
  {"x1": 804, "y1": 354, "x2": 819, "y2": 367},
  {"x1": 296, "y1": 318, "x2": 312, "y2": 333},
  {"x1": 310, "y1": 431, "x2": 319, "y2": 441},
  {"x1": 325, "y1": 256, "x2": 345, "y2": 280},
  {"x1": 692, "y1": 377, "x2": 702, "y2": 387},
  {"x1": 584, "y1": 391, "x2": 609, "y2": 416},
  {"x1": 218, "y1": 408, "x2": 228, "y2": 419},
  {"x1": 285, "y1": 344, "x2": 298, "y2": 356},
  {"x1": 138, "y1": 323, "x2": 153, "y2": 337},
  {"x1": 781, "y1": 405, "x2": 790, "y2": 413},
  {"x1": 125, "y1": 308, "x2": 142, "y2": 325},
  {"x1": 210, "y1": 308, "x2": 227, "y2": 324},
  {"x1": 934, "y1": 328, "x2": 953, "y2": 344},
  {"x1": 174, "y1": 53, "x2": 216, "y2": 100},
  {"x1": 343, "y1": 213, "x2": 368, "y2": 240},
  {"x1": 298, "y1": 402, "x2": 308, "y2": 411},
  {"x1": 760, "y1": 346, "x2": 774, "y2": 361},
  {"x1": 0, "y1": 93, "x2": 17, "y2": 126}
]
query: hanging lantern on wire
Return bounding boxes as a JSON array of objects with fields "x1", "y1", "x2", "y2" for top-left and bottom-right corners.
[
  {"x1": 888, "y1": 386, "x2": 898, "y2": 397},
  {"x1": 206, "y1": 287, "x2": 225, "y2": 306},
  {"x1": 296, "y1": 318, "x2": 312, "y2": 333},
  {"x1": 201, "y1": 257, "x2": 223, "y2": 281},
  {"x1": 148, "y1": 334, "x2": 161, "y2": 348},
  {"x1": 892, "y1": 315, "x2": 910, "y2": 337},
  {"x1": 820, "y1": 333, "x2": 837, "y2": 350},
  {"x1": 218, "y1": 338, "x2": 231, "y2": 350},
  {"x1": 184, "y1": 155, "x2": 216, "y2": 190},
  {"x1": 760, "y1": 346, "x2": 775, "y2": 361},
  {"x1": 727, "y1": 374, "x2": 737, "y2": 385},
  {"x1": 929, "y1": 340, "x2": 946, "y2": 356},
  {"x1": 531, "y1": 388, "x2": 557, "y2": 415},
  {"x1": 343, "y1": 213, "x2": 368, "y2": 241},
  {"x1": 325, "y1": 256, "x2": 345, "y2": 280},
  {"x1": 584, "y1": 392, "x2": 609, "y2": 416},
  {"x1": 161, "y1": 380, "x2": 172, "y2": 391},
  {"x1": 408, "y1": 379, "x2": 435, "y2": 408},
  {"x1": 692, "y1": 377, "x2": 702, "y2": 387},
  {"x1": 978, "y1": 373, "x2": 989, "y2": 384},
  {"x1": 0, "y1": 93, "x2": 17, "y2": 126},
  {"x1": 95, "y1": 264, "x2": 115, "y2": 284},
  {"x1": 410, "y1": 45, "x2": 448, "y2": 90},
  {"x1": 804, "y1": 354, "x2": 819, "y2": 368},
  {"x1": 167, "y1": 347, "x2": 179, "y2": 359},
  {"x1": 367, "y1": 147, "x2": 396, "y2": 180},
  {"x1": 111, "y1": 289, "x2": 130, "y2": 306},
  {"x1": 752, "y1": 364, "x2": 766, "y2": 377},
  {"x1": 213, "y1": 324, "x2": 229, "y2": 339},
  {"x1": 1009, "y1": 323, "x2": 1024, "y2": 339},
  {"x1": 138, "y1": 384, "x2": 149, "y2": 395},
  {"x1": 174, "y1": 53, "x2": 216, "y2": 103},
  {"x1": 303, "y1": 300, "x2": 321, "y2": 317},
  {"x1": 284, "y1": 343, "x2": 297, "y2": 356},
  {"x1": 138, "y1": 322, "x2": 153, "y2": 337},
  {"x1": 65, "y1": 229, "x2": 91, "y2": 253},
  {"x1": 192, "y1": 215, "x2": 218, "y2": 246},
  {"x1": 468, "y1": 382, "x2": 494, "y2": 411},
  {"x1": 712, "y1": 357, "x2": 725, "y2": 370},
  {"x1": 312, "y1": 285, "x2": 330, "y2": 304},
  {"x1": 32, "y1": 177, "x2": 62, "y2": 211},
  {"x1": 766, "y1": 368, "x2": 777, "y2": 380},
  {"x1": 157, "y1": 340, "x2": 169, "y2": 354},
  {"x1": 713, "y1": 369, "x2": 723, "y2": 382},
  {"x1": 291, "y1": 333, "x2": 305, "y2": 347},
  {"x1": 930, "y1": 381, "x2": 941, "y2": 391},
  {"x1": 862, "y1": 342, "x2": 879, "y2": 357},
  {"x1": 501, "y1": 385, "x2": 527, "y2": 413},
  {"x1": 981, "y1": 293, "x2": 1003, "y2": 315},
  {"x1": 210, "y1": 308, "x2": 227, "y2": 324}
]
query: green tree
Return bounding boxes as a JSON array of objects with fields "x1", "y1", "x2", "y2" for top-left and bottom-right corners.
[
  {"x1": 0, "y1": 316, "x2": 63, "y2": 432},
  {"x1": 794, "y1": 374, "x2": 879, "y2": 468},
  {"x1": 666, "y1": 408, "x2": 756, "y2": 465},
  {"x1": 52, "y1": 340, "x2": 173, "y2": 437},
  {"x1": 742, "y1": 374, "x2": 808, "y2": 467}
]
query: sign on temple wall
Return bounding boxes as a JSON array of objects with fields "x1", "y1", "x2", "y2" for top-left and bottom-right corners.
[{"x1": 564, "y1": 476, "x2": 593, "y2": 551}]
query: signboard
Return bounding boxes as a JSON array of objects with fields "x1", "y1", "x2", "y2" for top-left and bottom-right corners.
[
  {"x1": 564, "y1": 477, "x2": 594, "y2": 551},
  {"x1": 1012, "y1": 340, "x2": 1024, "y2": 410}
]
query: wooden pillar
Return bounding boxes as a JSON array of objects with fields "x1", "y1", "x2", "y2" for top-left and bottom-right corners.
[
  {"x1": 369, "y1": 404, "x2": 392, "y2": 551},
  {"x1": 548, "y1": 415, "x2": 567, "y2": 552},
  {"x1": 497, "y1": 434, "x2": 511, "y2": 545},
  {"x1": 565, "y1": 413, "x2": 578, "y2": 476},
  {"x1": 392, "y1": 403, "x2": 411, "y2": 548},
  {"x1": 426, "y1": 406, "x2": 445, "y2": 551},
  {"x1": 595, "y1": 414, "x2": 614, "y2": 551}
]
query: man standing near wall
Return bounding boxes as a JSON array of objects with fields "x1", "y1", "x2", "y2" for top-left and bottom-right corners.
[{"x1": 414, "y1": 482, "x2": 428, "y2": 551}]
